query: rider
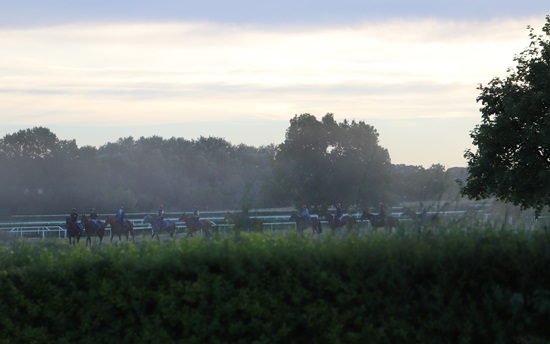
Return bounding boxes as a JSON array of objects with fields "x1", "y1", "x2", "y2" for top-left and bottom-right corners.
[
  {"x1": 116, "y1": 205, "x2": 126, "y2": 227},
  {"x1": 89, "y1": 208, "x2": 98, "y2": 220},
  {"x1": 157, "y1": 204, "x2": 166, "y2": 231},
  {"x1": 192, "y1": 205, "x2": 201, "y2": 229},
  {"x1": 378, "y1": 202, "x2": 387, "y2": 223},
  {"x1": 300, "y1": 204, "x2": 311, "y2": 224},
  {"x1": 335, "y1": 203, "x2": 343, "y2": 224},
  {"x1": 240, "y1": 204, "x2": 251, "y2": 226},
  {"x1": 70, "y1": 208, "x2": 81, "y2": 232},
  {"x1": 89, "y1": 208, "x2": 99, "y2": 231}
]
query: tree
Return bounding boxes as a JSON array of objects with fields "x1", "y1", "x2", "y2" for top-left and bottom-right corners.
[
  {"x1": 0, "y1": 127, "x2": 81, "y2": 214},
  {"x1": 0, "y1": 127, "x2": 78, "y2": 159},
  {"x1": 462, "y1": 16, "x2": 550, "y2": 214},
  {"x1": 95, "y1": 134, "x2": 277, "y2": 211},
  {"x1": 391, "y1": 164, "x2": 451, "y2": 203},
  {"x1": 274, "y1": 114, "x2": 331, "y2": 205},
  {"x1": 274, "y1": 113, "x2": 391, "y2": 208}
]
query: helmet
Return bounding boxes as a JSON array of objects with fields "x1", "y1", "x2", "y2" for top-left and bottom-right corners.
[
  {"x1": 91, "y1": 208, "x2": 95, "y2": 211},
  {"x1": 72, "y1": 208, "x2": 76, "y2": 211}
]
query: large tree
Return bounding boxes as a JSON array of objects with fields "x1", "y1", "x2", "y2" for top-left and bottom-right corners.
[
  {"x1": 0, "y1": 127, "x2": 83, "y2": 213},
  {"x1": 274, "y1": 113, "x2": 391, "y2": 208},
  {"x1": 462, "y1": 16, "x2": 550, "y2": 214},
  {"x1": 0, "y1": 126, "x2": 78, "y2": 159}
]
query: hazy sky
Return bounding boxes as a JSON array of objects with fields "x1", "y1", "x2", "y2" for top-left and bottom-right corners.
[{"x1": 1, "y1": 1, "x2": 548, "y2": 167}]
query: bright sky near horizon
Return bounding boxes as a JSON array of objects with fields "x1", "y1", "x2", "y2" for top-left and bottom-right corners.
[{"x1": 0, "y1": 1, "x2": 548, "y2": 168}]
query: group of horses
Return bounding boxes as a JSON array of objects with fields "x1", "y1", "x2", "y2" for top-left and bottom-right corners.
[
  {"x1": 289, "y1": 208, "x2": 401, "y2": 237},
  {"x1": 66, "y1": 212, "x2": 218, "y2": 245},
  {"x1": 289, "y1": 207, "x2": 439, "y2": 236},
  {"x1": 65, "y1": 206, "x2": 437, "y2": 244},
  {"x1": 65, "y1": 215, "x2": 135, "y2": 246},
  {"x1": 223, "y1": 212, "x2": 265, "y2": 232},
  {"x1": 143, "y1": 213, "x2": 216, "y2": 240}
]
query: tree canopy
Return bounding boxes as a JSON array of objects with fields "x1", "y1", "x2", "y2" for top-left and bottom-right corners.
[
  {"x1": 462, "y1": 16, "x2": 550, "y2": 214},
  {"x1": 274, "y1": 113, "x2": 392, "y2": 208}
]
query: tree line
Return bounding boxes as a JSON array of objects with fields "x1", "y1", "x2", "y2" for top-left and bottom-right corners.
[
  {"x1": 462, "y1": 15, "x2": 550, "y2": 216},
  {"x1": 0, "y1": 115, "x2": 459, "y2": 216}
]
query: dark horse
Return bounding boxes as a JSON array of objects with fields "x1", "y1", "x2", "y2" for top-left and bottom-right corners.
[
  {"x1": 361, "y1": 211, "x2": 399, "y2": 231},
  {"x1": 81, "y1": 214, "x2": 106, "y2": 246},
  {"x1": 224, "y1": 212, "x2": 264, "y2": 232},
  {"x1": 178, "y1": 213, "x2": 215, "y2": 236},
  {"x1": 289, "y1": 212, "x2": 322, "y2": 236},
  {"x1": 144, "y1": 214, "x2": 177, "y2": 239},
  {"x1": 65, "y1": 217, "x2": 82, "y2": 245},
  {"x1": 104, "y1": 216, "x2": 135, "y2": 243},
  {"x1": 321, "y1": 209, "x2": 355, "y2": 233},
  {"x1": 402, "y1": 207, "x2": 439, "y2": 226}
]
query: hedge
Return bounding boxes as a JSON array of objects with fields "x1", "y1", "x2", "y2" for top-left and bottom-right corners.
[{"x1": 0, "y1": 226, "x2": 549, "y2": 343}]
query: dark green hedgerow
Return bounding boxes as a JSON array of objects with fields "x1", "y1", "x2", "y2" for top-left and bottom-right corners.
[{"x1": 0, "y1": 227, "x2": 549, "y2": 344}]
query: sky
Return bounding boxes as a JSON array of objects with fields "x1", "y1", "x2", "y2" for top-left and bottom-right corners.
[{"x1": 0, "y1": 1, "x2": 548, "y2": 168}]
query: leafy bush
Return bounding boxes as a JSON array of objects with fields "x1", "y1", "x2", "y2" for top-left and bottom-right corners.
[{"x1": 0, "y1": 227, "x2": 549, "y2": 343}]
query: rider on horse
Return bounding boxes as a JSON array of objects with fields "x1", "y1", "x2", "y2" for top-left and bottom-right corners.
[
  {"x1": 157, "y1": 204, "x2": 166, "y2": 231},
  {"x1": 116, "y1": 205, "x2": 126, "y2": 227},
  {"x1": 89, "y1": 208, "x2": 98, "y2": 220},
  {"x1": 89, "y1": 208, "x2": 99, "y2": 231},
  {"x1": 300, "y1": 204, "x2": 311, "y2": 225},
  {"x1": 192, "y1": 205, "x2": 202, "y2": 230},
  {"x1": 378, "y1": 202, "x2": 387, "y2": 224},
  {"x1": 335, "y1": 203, "x2": 343, "y2": 225},
  {"x1": 237, "y1": 204, "x2": 251, "y2": 227},
  {"x1": 70, "y1": 208, "x2": 82, "y2": 233}
]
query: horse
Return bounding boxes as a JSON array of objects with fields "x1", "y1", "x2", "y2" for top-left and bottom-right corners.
[
  {"x1": 224, "y1": 212, "x2": 264, "y2": 232},
  {"x1": 144, "y1": 214, "x2": 177, "y2": 239},
  {"x1": 104, "y1": 216, "x2": 135, "y2": 243},
  {"x1": 402, "y1": 207, "x2": 440, "y2": 226},
  {"x1": 289, "y1": 212, "x2": 322, "y2": 236},
  {"x1": 80, "y1": 214, "x2": 106, "y2": 247},
  {"x1": 178, "y1": 213, "x2": 215, "y2": 236},
  {"x1": 65, "y1": 217, "x2": 82, "y2": 245},
  {"x1": 360, "y1": 211, "x2": 399, "y2": 231},
  {"x1": 321, "y1": 209, "x2": 356, "y2": 233}
]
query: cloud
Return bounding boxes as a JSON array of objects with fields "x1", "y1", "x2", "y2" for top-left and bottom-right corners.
[
  {"x1": 0, "y1": 18, "x2": 534, "y2": 124},
  {"x1": 0, "y1": 16, "x2": 543, "y2": 167}
]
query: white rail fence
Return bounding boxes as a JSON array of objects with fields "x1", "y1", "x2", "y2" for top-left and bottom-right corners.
[{"x1": 0, "y1": 210, "x2": 476, "y2": 240}]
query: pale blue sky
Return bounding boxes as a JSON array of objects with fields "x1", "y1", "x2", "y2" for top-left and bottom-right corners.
[{"x1": 0, "y1": 1, "x2": 548, "y2": 167}]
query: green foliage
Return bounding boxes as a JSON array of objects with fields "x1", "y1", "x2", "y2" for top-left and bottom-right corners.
[
  {"x1": 0, "y1": 126, "x2": 78, "y2": 160},
  {"x1": 0, "y1": 227, "x2": 549, "y2": 343},
  {"x1": 391, "y1": 163, "x2": 453, "y2": 203},
  {"x1": 463, "y1": 15, "x2": 550, "y2": 215},
  {"x1": 274, "y1": 113, "x2": 391, "y2": 208}
]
